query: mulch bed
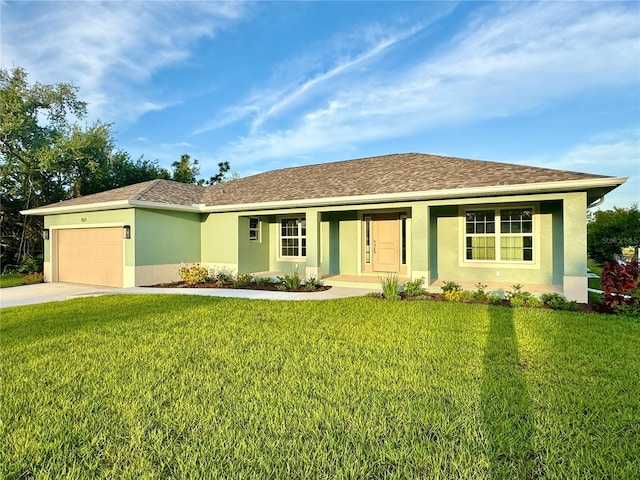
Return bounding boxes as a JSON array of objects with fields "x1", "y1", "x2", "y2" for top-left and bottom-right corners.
[{"x1": 148, "y1": 280, "x2": 331, "y2": 293}]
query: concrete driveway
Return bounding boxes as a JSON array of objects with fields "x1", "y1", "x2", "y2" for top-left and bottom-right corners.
[
  {"x1": 1, "y1": 283, "x2": 376, "y2": 308},
  {"x1": 0, "y1": 283, "x2": 119, "y2": 308}
]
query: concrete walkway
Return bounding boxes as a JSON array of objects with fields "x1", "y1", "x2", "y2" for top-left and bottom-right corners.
[{"x1": 1, "y1": 283, "x2": 378, "y2": 308}]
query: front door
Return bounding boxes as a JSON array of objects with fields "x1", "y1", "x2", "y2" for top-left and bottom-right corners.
[{"x1": 372, "y1": 214, "x2": 400, "y2": 272}]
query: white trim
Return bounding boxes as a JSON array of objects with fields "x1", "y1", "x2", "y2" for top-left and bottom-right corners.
[
  {"x1": 459, "y1": 204, "x2": 539, "y2": 267},
  {"x1": 248, "y1": 217, "x2": 261, "y2": 243},
  {"x1": 21, "y1": 199, "x2": 201, "y2": 216},
  {"x1": 49, "y1": 222, "x2": 126, "y2": 230},
  {"x1": 278, "y1": 216, "x2": 307, "y2": 261}
]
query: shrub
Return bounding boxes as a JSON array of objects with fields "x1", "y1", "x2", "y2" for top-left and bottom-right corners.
[
  {"x1": 601, "y1": 260, "x2": 640, "y2": 314},
  {"x1": 215, "y1": 270, "x2": 234, "y2": 282},
  {"x1": 488, "y1": 293, "x2": 502, "y2": 305},
  {"x1": 541, "y1": 292, "x2": 578, "y2": 311},
  {"x1": 254, "y1": 276, "x2": 271, "y2": 287},
  {"x1": 404, "y1": 277, "x2": 425, "y2": 297},
  {"x1": 22, "y1": 272, "x2": 44, "y2": 285},
  {"x1": 441, "y1": 280, "x2": 461, "y2": 294},
  {"x1": 459, "y1": 290, "x2": 474, "y2": 303},
  {"x1": 278, "y1": 268, "x2": 302, "y2": 291},
  {"x1": 526, "y1": 296, "x2": 543, "y2": 309},
  {"x1": 444, "y1": 288, "x2": 462, "y2": 302},
  {"x1": 17, "y1": 255, "x2": 42, "y2": 274},
  {"x1": 380, "y1": 273, "x2": 400, "y2": 300},
  {"x1": 178, "y1": 263, "x2": 209, "y2": 286},
  {"x1": 304, "y1": 276, "x2": 319, "y2": 291},
  {"x1": 472, "y1": 282, "x2": 489, "y2": 301},
  {"x1": 233, "y1": 273, "x2": 253, "y2": 288}
]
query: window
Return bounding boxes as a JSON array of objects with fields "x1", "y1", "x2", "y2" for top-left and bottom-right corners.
[
  {"x1": 249, "y1": 217, "x2": 260, "y2": 242},
  {"x1": 401, "y1": 215, "x2": 407, "y2": 265},
  {"x1": 364, "y1": 216, "x2": 372, "y2": 264},
  {"x1": 465, "y1": 208, "x2": 533, "y2": 262},
  {"x1": 280, "y1": 217, "x2": 306, "y2": 258}
]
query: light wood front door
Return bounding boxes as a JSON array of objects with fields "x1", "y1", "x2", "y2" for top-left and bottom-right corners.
[{"x1": 372, "y1": 214, "x2": 400, "y2": 272}]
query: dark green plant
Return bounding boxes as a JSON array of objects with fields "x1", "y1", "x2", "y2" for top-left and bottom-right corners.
[
  {"x1": 254, "y1": 276, "x2": 271, "y2": 287},
  {"x1": 304, "y1": 276, "x2": 319, "y2": 291},
  {"x1": 215, "y1": 270, "x2": 233, "y2": 282},
  {"x1": 403, "y1": 277, "x2": 425, "y2": 297},
  {"x1": 380, "y1": 273, "x2": 400, "y2": 300},
  {"x1": 541, "y1": 292, "x2": 578, "y2": 311},
  {"x1": 278, "y1": 268, "x2": 302, "y2": 291},
  {"x1": 441, "y1": 280, "x2": 461, "y2": 294},
  {"x1": 587, "y1": 205, "x2": 639, "y2": 264},
  {"x1": 17, "y1": 255, "x2": 42, "y2": 274}
]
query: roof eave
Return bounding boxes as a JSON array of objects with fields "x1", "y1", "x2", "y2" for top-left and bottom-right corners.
[
  {"x1": 21, "y1": 199, "x2": 202, "y2": 216},
  {"x1": 200, "y1": 177, "x2": 628, "y2": 212}
]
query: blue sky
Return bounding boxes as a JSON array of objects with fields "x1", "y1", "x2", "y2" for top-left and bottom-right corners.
[{"x1": 2, "y1": 1, "x2": 639, "y2": 208}]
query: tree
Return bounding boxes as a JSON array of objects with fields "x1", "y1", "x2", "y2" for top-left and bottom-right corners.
[
  {"x1": 171, "y1": 155, "x2": 232, "y2": 186},
  {"x1": 171, "y1": 154, "x2": 200, "y2": 184},
  {"x1": 0, "y1": 67, "x2": 171, "y2": 269},
  {"x1": 1, "y1": 66, "x2": 87, "y2": 267},
  {"x1": 587, "y1": 205, "x2": 640, "y2": 264}
]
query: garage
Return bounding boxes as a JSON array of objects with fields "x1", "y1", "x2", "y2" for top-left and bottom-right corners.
[{"x1": 57, "y1": 227, "x2": 123, "y2": 287}]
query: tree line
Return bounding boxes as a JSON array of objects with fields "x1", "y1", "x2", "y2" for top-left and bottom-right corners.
[{"x1": 0, "y1": 67, "x2": 229, "y2": 271}]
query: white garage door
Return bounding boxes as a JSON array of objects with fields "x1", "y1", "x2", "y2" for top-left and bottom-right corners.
[{"x1": 57, "y1": 228, "x2": 123, "y2": 287}]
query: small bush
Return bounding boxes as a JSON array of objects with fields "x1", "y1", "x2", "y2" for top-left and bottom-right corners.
[
  {"x1": 459, "y1": 290, "x2": 474, "y2": 303},
  {"x1": 304, "y1": 276, "x2": 319, "y2": 291},
  {"x1": 488, "y1": 293, "x2": 502, "y2": 305},
  {"x1": 278, "y1": 268, "x2": 302, "y2": 291},
  {"x1": 404, "y1": 277, "x2": 425, "y2": 297},
  {"x1": 17, "y1": 255, "x2": 42, "y2": 274},
  {"x1": 178, "y1": 264, "x2": 209, "y2": 286},
  {"x1": 472, "y1": 282, "x2": 489, "y2": 301},
  {"x1": 541, "y1": 292, "x2": 578, "y2": 311},
  {"x1": 444, "y1": 288, "x2": 462, "y2": 302},
  {"x1": 233, "y1": 273, "x2": 253, "y2": 288},
  {"x1": 22, "y1": 272, "x2": 44, "y2": 285},
  {"x1": 215, "y1": 270, "x2": 234, "y2": 282},
  {"x1": 380, "y1": 273, "x2": 400, "y2": 300},
  {"x1": 441, "y1": 280, "x2": 461, "y2": 294},
  {"x1": 526, "y1": 296, "x2": 543, "y2": 309},
  {"x1": 601, "y1": 260, "x2": 640, "y2": 314},
  {"x1": 255, "y1": 276, "x2": 271, "y2": 287}
]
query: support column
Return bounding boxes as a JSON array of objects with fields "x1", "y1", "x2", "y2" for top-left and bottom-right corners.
[
  {"x1": 410, "y1": 203, "x2": 430, "y2": 284},
  {"x1": 305, "y1": 209, "x2": 321, "y2": 280},
  {"x1": 562, "y1": 192, "x2": 588, "y2": 303}
]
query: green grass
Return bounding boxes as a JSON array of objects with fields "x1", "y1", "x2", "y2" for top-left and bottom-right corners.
[
  {"x1": 1, "y1": 296, "x2": 639, "y2": 479},
  {"x1": 0, "y1": 273, "x2": 25, "y2": 288}
]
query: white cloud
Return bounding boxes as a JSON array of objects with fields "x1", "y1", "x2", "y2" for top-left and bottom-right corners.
[
  {"x1": 210, "y1": 2, "x2": 639, "y2": 169},
  {"x1": 1, "y1": 1, "x2": 249, "y2": 123}
]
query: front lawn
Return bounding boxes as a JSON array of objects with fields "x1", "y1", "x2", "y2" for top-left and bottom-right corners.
[
  {"x1": 1, "y1": 296, "x2": 638, "y2": 479},
  {"x1": 0, "y1": 273, "x2": 25, "y2": 288}
]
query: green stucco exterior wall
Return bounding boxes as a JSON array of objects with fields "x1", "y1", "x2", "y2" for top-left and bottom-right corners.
[{"x1": 134, "y1": 209, "x2": 201, "y2": 266}]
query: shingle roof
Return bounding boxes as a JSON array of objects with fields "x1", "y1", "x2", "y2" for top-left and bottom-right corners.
[
  {"x1": 34, "y1": 179, "x2": 205, "y2": 210},
  {"x1": 30, "y1": 153, "x2": 619, "y2": 212},
  {"x1": 201, "y1": 152, "x2": 611, "y2": 206}
]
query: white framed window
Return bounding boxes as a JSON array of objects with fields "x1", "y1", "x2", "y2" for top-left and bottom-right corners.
[
  {"x1": 364, "y1": 216, "x2": 372, "y2": 264},
  {"x1": 249, "y1": 217, "x2": 260, "y2": 242},
  {"x1": 465, "y1": 207, "x2": 533, "y2": 262},
  {"x1": 280, "y1": 217, "x2": 306, "y2": 258}
]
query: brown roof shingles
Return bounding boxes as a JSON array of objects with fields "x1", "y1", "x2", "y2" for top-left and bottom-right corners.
[
  {"x1": 35, "y1": 179, "x2": 205, "y2": 210},
  {"x1": 33, "y1": 153, "x2": 615, "y2": 211},
  {"x1": 201, "y1": 152, "x2": 610, "y2": 206}
]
